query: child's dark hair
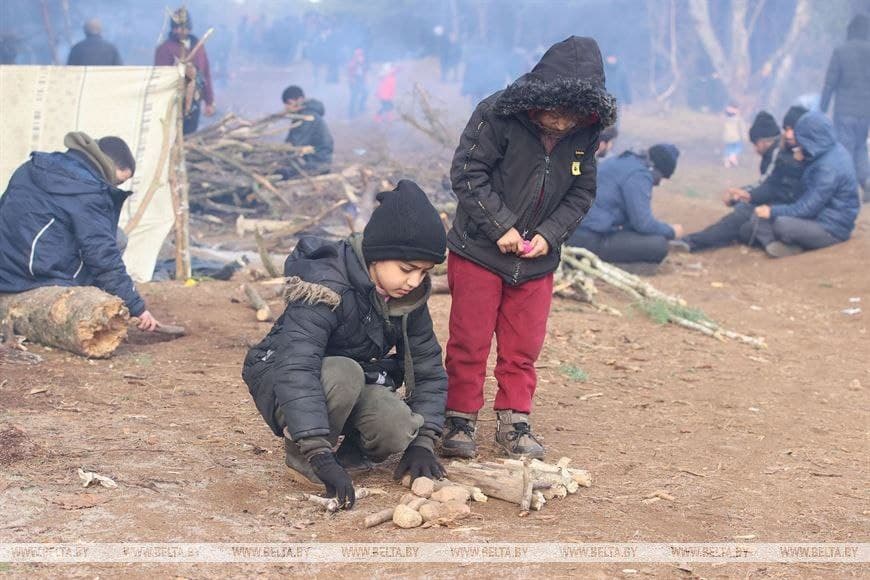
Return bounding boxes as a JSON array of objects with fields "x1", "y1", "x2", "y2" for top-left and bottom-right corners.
[
  {"x1": 98, "y1": 136, "x2": 136, "y2": 175},
  {"x1": 282, "y1": 85, "x2": 305, "y2": 103}
]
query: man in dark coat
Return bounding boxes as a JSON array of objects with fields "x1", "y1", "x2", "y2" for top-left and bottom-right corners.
[
  {"x1": 752, "y1": 111, "x2": 860, "y2": 257},
  {"x1": 820, "y1": 13, "x2": 870, "y2": 198},
  {"x1": 242, "y1": 181, "x2": 448, "y2": 507},
  {"x1": 280, "y1": 85, "x2": 334, "y2": 178},
  {"x1": 568, "y1": 144, "x2": 681, "y2": 270},
  {"x1": 0, "y1": 132, "x2": 158, "y2": 331},
  {"x1": 674, "y1": 109, "x2": 806, "y2": 253},
  {"x1": 443, "y1": 36, "x2": 616, "y2": 460},
  {"x1": 67, "y1": 19, "x2": 122, "y2": 66}
]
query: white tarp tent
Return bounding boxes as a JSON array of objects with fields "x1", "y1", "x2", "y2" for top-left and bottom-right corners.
[{"x1": 0, "y1": 65, "x2": 184, "y2": 281}]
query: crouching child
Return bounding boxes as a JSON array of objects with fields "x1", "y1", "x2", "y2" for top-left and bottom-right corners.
[{"x1": 242, "y1": 180, "x2": 448, "y2": 509}]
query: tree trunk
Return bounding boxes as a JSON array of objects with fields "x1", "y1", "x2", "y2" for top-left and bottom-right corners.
[{"x1": 0, "y1": 287, "x2": 129, "y2": 358}]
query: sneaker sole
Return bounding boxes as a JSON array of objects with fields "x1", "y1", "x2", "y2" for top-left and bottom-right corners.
[
  {"x1": 439, "y1": 444, "x2": 477, "y2": 459},
  {"x1": 496, "y1": 441, "x2": 546, "y2": 460}
]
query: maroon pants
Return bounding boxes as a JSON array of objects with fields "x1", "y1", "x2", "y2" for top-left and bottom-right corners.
[{"x1": 445, "y1": 253, "x2": 554, "y2": 414}]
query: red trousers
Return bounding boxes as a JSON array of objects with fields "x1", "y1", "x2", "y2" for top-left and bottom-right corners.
[{"x1": 445, "y1": 253, "x2": 554, "y2": 414}]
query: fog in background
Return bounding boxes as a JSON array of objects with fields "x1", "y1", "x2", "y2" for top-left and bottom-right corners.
[{"x1": 2, "y1": 0, "x2": 867, "y2": 121}]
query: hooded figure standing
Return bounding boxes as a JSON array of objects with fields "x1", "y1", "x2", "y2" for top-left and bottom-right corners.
[
  {"x1": 441, "y1": 36, "x2": 616, "y2": 460},
  {"x1": 820, "y1": 14, "x2": 870, "y2": 198},
  {"x1": 154, "y1": 7, "x2": 216, "y2": 135}
]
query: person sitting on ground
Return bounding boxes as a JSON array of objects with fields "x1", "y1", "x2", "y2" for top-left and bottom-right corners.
[
  {"x1": 242, "y1": 180, "x2": 449, "y2": 509},
  {"x1": 67, "y1": 19, "x2": 122, "y2": 66},
  {"x1": 673, "y1": 108, "x2": 807, "y2": 253},
  {"x1": 567, "y1": 144, "x2": 682, "y2": 273},
  {"x1": 596, "y1": 125, "x2": 618, "y2": 159},
  {"x1": 749, "y1": 111, "x2": 860, "y2": 258},
  {"x1": 0, "y1": 132, "x2": 159, "y2": 331},
  {"x1": 280, "y1": 85, "x2": 334, "y2": 179}
]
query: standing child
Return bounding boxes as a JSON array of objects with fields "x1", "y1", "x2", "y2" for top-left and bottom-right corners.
[
  {"x1": 722, "y1": 104, "x2": 746, "y2": 167},
  {"x1": 242, "y1": 181, "x2": 449, "y2": 508},
  {"x1": 374, "y1": 63, "x2": 397, "y2": 123},
  {"x1": 441, "y1": 36, "x2": 616, "y2": 459}
]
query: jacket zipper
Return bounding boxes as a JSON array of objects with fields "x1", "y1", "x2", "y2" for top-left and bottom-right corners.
[
  {"x1": 28, "y1": 218, "x2": 55, "y2": 277},
  {"x1": 514, "y1": 155, "x2": 551, "y2": 284}
]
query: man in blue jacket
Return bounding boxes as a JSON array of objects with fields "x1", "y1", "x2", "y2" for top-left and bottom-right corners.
[
  {"x1": 568, "y1": 143, "x2": 682, "y2": 272},
  {"x1": 0, "y1": 132, "x2": 159, "y2": 330},
  {"x1": 752, "y1": 111, "x2": 860, "y2": 257}
]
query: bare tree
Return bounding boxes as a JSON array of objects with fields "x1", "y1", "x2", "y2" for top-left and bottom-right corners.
[
  {"x1": 687, "y1": 0, "x2": 811, "y2": 106},
  {"x1": 647, "y1": 0, "x2": 681, "y2": 104}
]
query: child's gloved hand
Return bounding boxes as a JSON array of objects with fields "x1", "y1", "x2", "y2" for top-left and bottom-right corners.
[
  {"x1": 309, "y1": 452, "x2": 356, "y2": 508},
  {"x1": 393, "y1": 445, "x2": 446, "y2": 481},
  {"x1": 520, "y1": 234, "x2": 549, "y2": 259}
]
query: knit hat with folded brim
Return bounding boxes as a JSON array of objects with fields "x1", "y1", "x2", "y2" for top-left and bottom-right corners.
[
  {"x1": 362, "y1": 180, "x2": 447, "y2": 264},
  {"x1": 648, "y1": 143, "x2": 680, "y2": 179}
]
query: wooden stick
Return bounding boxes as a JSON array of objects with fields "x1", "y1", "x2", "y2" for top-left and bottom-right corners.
[
  {"x1": 254, "y1": 229, "x2": 282, "y2": 278},
  {"x1": 242, "y1": 283, "x2": 273, "y2": 322}
]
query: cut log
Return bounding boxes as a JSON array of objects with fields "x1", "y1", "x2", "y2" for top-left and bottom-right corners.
[
  {"x1": 447, "y1": 462, "x2": 529, "y2": 505},
  {"x1": 242, "y1": 283, "x2": 273, "y2": 322},
  {"x1": 363, "y1": 508, "x2": 394, "y2": 529},
  {"x1": 254, "y1": 229, "x2": 282, "y2": 278},
  {"x1": 0, "y1": 286, "x2": 128, "y2": 358}
]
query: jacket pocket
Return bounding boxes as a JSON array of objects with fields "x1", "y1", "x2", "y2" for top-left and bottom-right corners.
[{"x1": 28, "y1": 218, "x2": 56, "y2": 277}]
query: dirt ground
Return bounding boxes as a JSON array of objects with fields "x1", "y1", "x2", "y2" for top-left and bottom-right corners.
[{"x1": 2, "y1": 64, "x2": 869, "y2": 578}]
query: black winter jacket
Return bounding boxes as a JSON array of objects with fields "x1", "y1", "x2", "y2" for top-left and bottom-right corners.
[
  {"x1": 67, "y1": 35, "x2": 122, "y2": 66},
  {"x1": 748, "y1": 142, "x2": 805, "y2": 206},
  {"x1": 242, "y1": 235, "x2": 447, "y2": 448},
  {"x1": 820, "y1": 39, "x2": 870, "y2": 119},
  {"x1": 0, "y1": 151, "x2": 144, "y2": 315},
  {"x1": 448, "y1": 36, "x2": 616, "y2": 285},
  {"x1": 284, "y1": 99, "x2": 334, "y2": 174}
]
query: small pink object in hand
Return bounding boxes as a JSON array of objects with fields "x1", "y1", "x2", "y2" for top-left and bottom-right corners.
[{"x1": 521, "y1": 240, "x2": 533, "y2": 255}]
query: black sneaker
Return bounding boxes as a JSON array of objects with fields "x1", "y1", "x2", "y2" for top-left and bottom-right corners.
[{"x1": 440, "y1": 414, "x2": 477, "y2": 458}]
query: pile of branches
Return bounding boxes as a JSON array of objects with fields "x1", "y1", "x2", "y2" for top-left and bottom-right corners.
[
  {"x1": 185, "y1": 112, "x2": 322, "y2": 215},
  {"x1": 556, "y1": 246, "x2": 766, "y2": 348}
]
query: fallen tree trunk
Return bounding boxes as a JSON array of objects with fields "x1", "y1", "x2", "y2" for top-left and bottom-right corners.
[{"x1": 0, "y1": 286, "x2": 129, "y2": 358}]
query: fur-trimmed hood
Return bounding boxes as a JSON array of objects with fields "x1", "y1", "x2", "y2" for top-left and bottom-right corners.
[{"x1": 492, "y1": 36, "x2": 617, "y2": 128}]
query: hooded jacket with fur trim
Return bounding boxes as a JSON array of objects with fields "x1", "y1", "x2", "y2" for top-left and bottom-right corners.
[
  {"x1": 241, "y1": 235, "x2": 447, "y2": 452},
  {"x1": 448, "y1": 36, "x2": 616, "y2": 284}
]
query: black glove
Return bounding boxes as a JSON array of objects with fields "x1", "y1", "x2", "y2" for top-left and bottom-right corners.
[
  {"x1": 309, "y1": 452, "x2": 355, "y2": 509},
  {"x1": 393, "y1": 445, "x2": 446, "y2": 481}
]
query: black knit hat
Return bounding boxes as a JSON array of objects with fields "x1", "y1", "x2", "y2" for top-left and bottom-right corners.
[
  {"x1": 782, "y1": 105, "x2": 808, "y2": 130},
  {"x1": 362, "y1": 180, "x2": 447, "y2": 264},
  {"x1": 748, "y1": 111, "x2": 780, "y2": 143},
  {"x1": 648, "y1": 143, "x2": 680, "y2": 179}
]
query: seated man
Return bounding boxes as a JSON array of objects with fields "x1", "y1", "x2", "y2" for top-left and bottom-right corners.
[
  {"x1": 596, "y1": 125, "x2": 618, "y2": 158},
  {"x1": 0, "y1": 132, "x2": 158, "y2": 331},
  {"x1": 568, "y1": 143, "x2": 682, "y2": 272},
  {"x1": 752, "y1": 111, "x2": 860, "y2": 257},
  {"x1": 674, "y1": 107, "x2": 807, "y2": 252},
  {"x1": 280, "y1": 85, "x2": 334, "y2": 179}
]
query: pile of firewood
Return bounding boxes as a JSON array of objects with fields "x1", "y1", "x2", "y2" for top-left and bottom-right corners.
[{"x1": 360, "y1": 456, "x2": 591, "y2": 529}]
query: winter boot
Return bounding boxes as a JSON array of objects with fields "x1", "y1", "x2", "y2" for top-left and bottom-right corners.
[
  {"x1": 439, "y1": 411, "x2": 478, "y2": 458},
  {"x1": 335, "y1": 431, "x2": 375, "y2": 474},
  {"x1": 495, "y1": 410, "x2": 545, "y2": 459},
  {"x1": 765, "y1": 241, "x2": 804, "y2": 258},
  {"x1": 283, "y1": 438, "x2": 323, "y2": 486}
]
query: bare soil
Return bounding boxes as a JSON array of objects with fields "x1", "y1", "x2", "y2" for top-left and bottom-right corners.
[{"x1": 1, "y1": 69, "x2": 868, "y2": 578}]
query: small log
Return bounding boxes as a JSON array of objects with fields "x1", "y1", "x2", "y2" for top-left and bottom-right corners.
[
  {"x1": 0, "y1": 286, "x2": 128, "y2": 358},
  {"x1": 242, "y1": 283, "x2": 273, "y2": 322},
  {"x1": 154, "y1": 322, "x2": 186, "y2": 337},
  {"x1": 447, "y1": 461, "x2": 528, "y2": 505},
  {"x1": 236, "y1": 215, "x2": 298, "y2": 237},
  {"x1": 363, "y1": 508, "x2": 394, "y2": 529},
  {"x1": 304, "y1": 487, "x2": 377, "y2": 513}
]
